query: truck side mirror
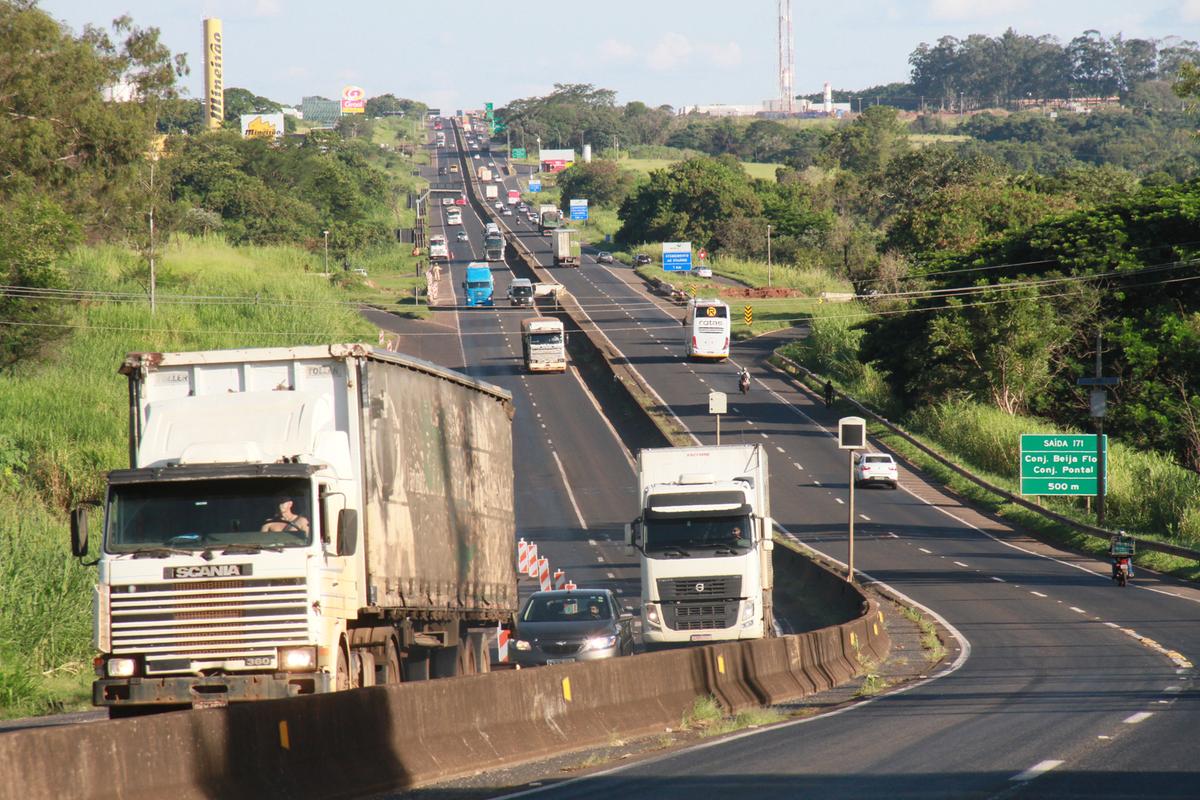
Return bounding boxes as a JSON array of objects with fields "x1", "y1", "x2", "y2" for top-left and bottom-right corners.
[
  {"x1": 337, "y1": 509, "x2": 359, "y2": 556},
  {"x1": 70, "y1": 507, "x2": 89, "y2": 558}
]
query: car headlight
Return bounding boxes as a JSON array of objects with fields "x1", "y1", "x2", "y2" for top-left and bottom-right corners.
[
  {"x1": 742, "y1": 599, "x2": 756, "y2": 622},
  {"x1": 644, "y1": 603, "x2": 661, "y2": 627},
  {"x1": 278, "y1": 646, "x2": 317, "y2": 672},
  {"x1": 584, "y1": 635, "x2": 618, "y2": 651},
  {"x1": 106, "y1": 657, "x2": 138, "y2": 678},
  {"x1": 513, "y1": 639, "x2": 531, "y2": 651}
]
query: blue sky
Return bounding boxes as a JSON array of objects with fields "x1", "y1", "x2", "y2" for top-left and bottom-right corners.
[{"x1": 41, "y1": 0, "x2": 1200, "y2": 110}]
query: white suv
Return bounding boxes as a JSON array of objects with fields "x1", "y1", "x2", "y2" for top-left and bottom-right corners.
[{"x1": 854, "y1": 453, "x2": 898, "y2": 489}]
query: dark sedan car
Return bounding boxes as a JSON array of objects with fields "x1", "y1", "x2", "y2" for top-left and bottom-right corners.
[
  {"x1": 633, "y1": 253, "x2": 652, "y2": 265},
  {"x1": 511, "y1": 589, "x2": 633, "y2": 666}
]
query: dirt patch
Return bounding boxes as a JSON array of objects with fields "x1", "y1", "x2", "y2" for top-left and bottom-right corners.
[{"x1": 718, "y1": 286, "x2": 804, "y2": 299}]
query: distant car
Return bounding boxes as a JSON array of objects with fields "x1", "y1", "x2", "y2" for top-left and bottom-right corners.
[
  {"x1": 854, "y1": 452, "x2": 899, "y2": 489},
  {"x1": 597, "y1": 251, "x2": 614, "y2": 264},
  {"x1": 441, "y1": 197, "x2": 455, "y2": 206},
  {"x1": 351, "y1": 268, "x2": 368, "y2": 277},
  {"x1": 449, "y1": 164, "x2": 459, "y2": 173},
  {"x1": 502, "y1": 207, "x2": 513, "y2": 216},
  {"x1": 633, "y1": 254, "x2": 652, "y2": 266},
  {"x1": 456, "y1": 230, "x2": 469, "y2": 242},
  {"x1": 454, "y1": 196, "x2": 467, "y2": 206},
  {"x1": 696, "y1": 266, "x2": 713, "y2": 278},
  {"x1": 494, "y1": 201, "x2": 505, "y2": 209},
  {"x1": 438, "y1": 167, "x2": 448, "y2": 176},
  {"x1": 527, "y1": 212, "x2": 538, "y2": 223},
  {"x1": 517, "y1": 203, "x2": 529, "y2": 212},
  {"x1": 507, "y1": 277, "x2": 534, "y2": 306},
  {"x1": 473, "y1": 154, "x2": 481, "y2": 160},
  {"x1": 510, "y1": 589, "x2": 633, "y2": 666}
]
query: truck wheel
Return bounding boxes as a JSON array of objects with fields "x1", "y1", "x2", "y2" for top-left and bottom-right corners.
[
  {"x1": 335, "y1": 644, "x2": 352, "y2": 691},
  {"x1": 379, "y1": 637, "x2": 403, "y2": 685}
]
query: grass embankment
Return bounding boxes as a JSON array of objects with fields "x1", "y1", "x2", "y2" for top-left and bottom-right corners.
[
  {"x1": 776, "y1": 327, "x2": 1200, "y2": 578},
  {"x1": 627, "y1": 252, "x2": 852, "y2": 339},
  {"x1": 0, "y1": 236, "x2": 375, "y2": 718},
  {"x1": 619, "y1": 157, "x2": 784, "y2": 182}
]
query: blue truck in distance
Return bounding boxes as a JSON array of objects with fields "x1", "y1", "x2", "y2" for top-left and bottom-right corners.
[{"x1": 463, "y1": 262, "x2": 495, "y2": 306}]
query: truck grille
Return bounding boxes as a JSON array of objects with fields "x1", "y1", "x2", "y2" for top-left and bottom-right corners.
[
  {"x1": 663, "y1": 602, "x2": 740, "y2": 631},
  {"x1": 109, "y1": 577, "x2": 309, "y2": 674},
  {"x1": 657, "y1": 576, "x2": 742, "y2": 601}
]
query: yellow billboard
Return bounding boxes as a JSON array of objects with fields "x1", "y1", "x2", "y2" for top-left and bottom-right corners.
[
  {"x1": 203, "y1": 18, "x2": 224, "y2": 130},
  {"x1": 341, "y1": 85, "x2": 366, "y2": 114}
]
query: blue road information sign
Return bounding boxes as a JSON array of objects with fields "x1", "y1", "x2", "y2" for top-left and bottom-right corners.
[
  {"x1": 662, "y1": 241, "x2": 693, "y2": 272},
  {"x1": 1019, "y1": 433, "x2": 1107, "y2": 496},
  {"x1": 528, "y1": 179, "x2": 542, "y2": 192},
  {"x1": 569, "y1": 198, "x2": 589, "y2": 221}
]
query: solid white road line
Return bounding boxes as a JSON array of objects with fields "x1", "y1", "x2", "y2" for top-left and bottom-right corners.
[
  {"x1": 549, "y1": 450, "x2": 588, "y2": 531},
  {"x1": 1010, "y1": 760, "x2": 1064, "y2": 782}
]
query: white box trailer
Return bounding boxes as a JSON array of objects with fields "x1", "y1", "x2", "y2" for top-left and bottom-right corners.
[{"x1": 73, "y1": 344, "x2": 517, "y2": 714}]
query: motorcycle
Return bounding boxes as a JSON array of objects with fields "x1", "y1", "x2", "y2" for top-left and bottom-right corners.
[
  {"x1": 1109, "y1": 531, "x2": 1135, "y2": 587},
  {"x1": 738, "y1": 371, "x2": 750, "y2": 395}
]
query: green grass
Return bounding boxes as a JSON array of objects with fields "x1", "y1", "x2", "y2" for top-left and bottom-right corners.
[
  {"x1": 618, "y1": 158, "x2": 784, "y2": 182},
  {"x1": 900, "y1": 606, "x2": 947, "y2": 664},
  {"x1": 0, "y1": 235, "x2": 376, "y2": 718},
  {"x1": 681, "y1": 695, "x2": 785, "y2": 737},
  {"x1": 909, "y1": 133, "x2": 972, "y2": 146}
]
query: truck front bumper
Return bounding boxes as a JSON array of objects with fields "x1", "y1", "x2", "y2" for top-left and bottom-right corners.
[{"x1": 94, "y1": 671, "x2": 331, "y2": 707}]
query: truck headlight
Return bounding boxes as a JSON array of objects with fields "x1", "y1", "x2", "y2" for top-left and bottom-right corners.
[
  {"x1": 741, "y1": 599, "x2": 756, "y2": 622},
  {"x1": 584, "y1": 635, "x2": 618, "y2": 651},
  {"x1": 106, "y1": 657, "x2": 138, "y2": 678},
  {"x1": 513, "y1": 639, "x2": 531, "y2": 651},
  {"x1": 644, "y1": 604, "x2": 661, "y2": 628},
  {"x1": 278, "y1": 646, "x2": 317, "y2": 672}
]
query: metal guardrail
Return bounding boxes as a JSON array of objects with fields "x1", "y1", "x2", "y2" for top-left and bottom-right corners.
[{"x1": 771, "y1": 351, "x2": 1200, "y2": 563}]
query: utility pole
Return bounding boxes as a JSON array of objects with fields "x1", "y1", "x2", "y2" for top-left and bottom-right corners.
[
  {"x1": 766, "y1": 224, "x2": 773, "y2": 288},
  {"x1": 323, "y1": 230, "x2": 329, "y2": 273},
  {"x1": 1077, "y1": 327, "x2": 1119, "y2": 526},
  {"x1": 148, "y1": 158, "x2": 156, "y2": 315}
]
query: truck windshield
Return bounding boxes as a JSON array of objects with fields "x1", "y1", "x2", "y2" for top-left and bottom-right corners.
[
  {"x1": 529, "y1": 332, "x2": 562, "y2": 346},
  {"x1": 106, "y1": 477, "x2": 314, "y2": 552},
  {"x1": 644, "y1": 514, "x2": 751, "y2": 555},
  {"x1": 467, "y1": 281, "x2": 491, "y2": 289}
]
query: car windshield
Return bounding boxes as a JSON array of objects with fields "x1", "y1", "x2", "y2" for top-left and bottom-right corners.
[
  {"x1": 522, "y1": 594, "x2": 612, "y2": 622},
  {"x1": 511, "y1": 286, "x2": 533, "y2": 296},
  {"x1": 644, "y1": 514, "x2": 751, "y2": 555},
  {"x1": 106, "y1": 477, "x2": 313, "y2": 552}
]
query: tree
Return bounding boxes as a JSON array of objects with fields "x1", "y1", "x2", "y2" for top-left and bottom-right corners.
[
  {"x1": 0, "y1": 196, "x2": 77, "y2": 367},
  {"x1": 617, "y1": 156, "x2": 762, "y2": 248},
  {"x1": 1069, "y1": 30, "x2": 1120, "y2": 96},
  {"x1": 555, "y1": 160, "x2": 637, "y2": 209},
  {"x1": 822, "y1": 106, "x2": 909, "y2": 174},
  {"x1": 222, "y1": 87, "x2": 282, "y2": 124},
  {"x1": 365, "y1": 94, "x2": 426, "y2": 118}
]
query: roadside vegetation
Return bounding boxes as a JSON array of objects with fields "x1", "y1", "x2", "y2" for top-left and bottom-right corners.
[{"x1": 0, "y1": 3, "x2": 422, "y2": 716}]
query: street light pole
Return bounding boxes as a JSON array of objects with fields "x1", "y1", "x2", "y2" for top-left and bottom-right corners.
[
  {"x1": 766, "y1": 224, "x2": 772, "y2": 288},
  {"x1": 323, "y1": 230, "x2": 329, "y2": 273}
]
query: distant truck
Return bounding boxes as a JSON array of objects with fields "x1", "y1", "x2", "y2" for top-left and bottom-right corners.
[
  {"x1": 485, "y1": 184, "x2": 499, "y2": 201},
  {"x1": 484, "y1": 229, "x2": 505, "y2": 262},
  {"x1": 553, "y1": 229, "x2": 579, "y2": 268},
  {"x1": 71, "y1": 344, "x2": 517, "y2": 715},
  {"x1": 477, "y1": 166, "x2": 492, "y2": 182},
  {"x1": 538, "y1": 204, "x2": 563, "y2": 235},
  {"x1": 429, "y1": 234, "x2": 449, "y2": 262},
  {"x1": 463, "y1": 262, "x2": 495, "y2": 306},
  {"x1": 521, "y1": 317, "x2": 567, "y2": 372},
  {"x1": 625, "y1": 444, "x2": 773, "y2": 646},
  {"x1": 507, "y1": 189, "x2": 521, "y2": 206}
]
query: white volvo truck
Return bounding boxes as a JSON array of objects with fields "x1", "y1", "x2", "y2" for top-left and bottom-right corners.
[
  {"x1": 625, "y1": 445, "x2": 772, "y2": 644},
  {"x1": 71, "y1": 344, "x2": 517, "y2": 716}
]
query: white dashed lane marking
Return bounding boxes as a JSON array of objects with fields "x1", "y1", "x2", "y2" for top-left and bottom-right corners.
[
  {"x1": 953, "y1": 561, "x2": 969, "y2": 568},
  {"x1": 1124, "y1": 712, "x2": 1153, "y2": 724},
  {"x1": 918, "y1": 547, "x2": 932, "y2": 554},
  {"x1": 1030, "y1": 591, "x2": 1048, "y2": 598},
  {"x1": 1010, "y1": 761, "x2": 1064, "y2": 783}
]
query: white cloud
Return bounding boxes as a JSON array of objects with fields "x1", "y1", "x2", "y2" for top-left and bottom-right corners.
[
  {"x1": 253, "y1": 0, "x2": 282, "y2": 17},
  {"x1": 598, "y1": 38, "x2": 636, "y2": 63},
  {"x1": 928, "y1": 0, "x2": 1031, "y2": 20},
  {"x1": 646, "y1": 32, "x2": 692, "y2": 71},
  {"x1": 1182, "y1": 0, "x2": 1200, "y2": 22},
  {"x1": 706, "y1": 41, "x2": 742, "y2": 68}
]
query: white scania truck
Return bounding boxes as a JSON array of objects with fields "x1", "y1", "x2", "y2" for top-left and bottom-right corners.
[
  {"x1": 625, "y1": 445, "x2": 772, "y2": 645},
  {"x1": 71, "y1": 344, "x2": 517, "y2": 716}
]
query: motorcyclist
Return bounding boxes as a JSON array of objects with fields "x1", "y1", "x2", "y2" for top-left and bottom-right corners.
[
  {"x1": 1109, "y1": 530, "x2": 1135, "y2": 583},
  {"x1": 824, "y1": 380, "x2": 834, "y2": 408},
  {"x1": 738, "y1": 368, "x2": 751, "y2": 395}
]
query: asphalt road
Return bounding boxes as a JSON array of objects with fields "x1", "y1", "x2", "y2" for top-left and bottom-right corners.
[{"x1": 476, "y1": 141, "x2": 1200, "y2": 798}]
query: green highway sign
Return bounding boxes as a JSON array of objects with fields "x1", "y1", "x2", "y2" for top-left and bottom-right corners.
[
  {"x1": 512, "y1": 147, "x2": 526, "y2": 159},
  {"x1": 1019, "y1": 433, "x2": 1107, "y2": 496}
]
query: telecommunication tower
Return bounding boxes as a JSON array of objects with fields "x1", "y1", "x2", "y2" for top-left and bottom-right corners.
[{"x1": 777, "y1": 0, "x2": 794, "y2": 114}]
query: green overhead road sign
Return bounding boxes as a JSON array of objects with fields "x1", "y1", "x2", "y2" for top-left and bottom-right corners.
[
  {"x1": 1020, "y1": 433, "x2": 1107, "y2": 496},
  {"x1": 512, "y1": 147, "x2": 526, "y2": 159}
]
